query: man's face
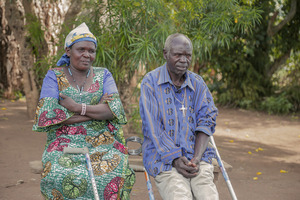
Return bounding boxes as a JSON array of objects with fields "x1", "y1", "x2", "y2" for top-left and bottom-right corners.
[
  {"x1": 164, "y1": 36, "x2": 192, "y2": 77},
  {"x1": 66, "y1": 41, "x2": 96, "y2": 71}
]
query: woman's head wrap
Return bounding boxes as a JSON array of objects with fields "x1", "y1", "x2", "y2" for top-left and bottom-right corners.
[{"x1": 56, "y1": 23, "x2": 97, "y2": 66}]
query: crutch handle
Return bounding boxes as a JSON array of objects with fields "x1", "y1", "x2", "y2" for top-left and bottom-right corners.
[{"x1": 63, "y1": 147, "x2": 89, "y2": 154}]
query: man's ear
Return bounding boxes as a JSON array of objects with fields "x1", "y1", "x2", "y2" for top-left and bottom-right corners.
[
  {"x1": 163, "y1": 49, "x2": 168, "y2": 60},
  {"x1": 66, "y1": 47, "x2": 71, "y2": 57}
]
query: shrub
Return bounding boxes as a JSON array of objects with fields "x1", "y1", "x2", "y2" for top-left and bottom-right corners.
[{"x1": 260, "y1": 93, "x2": 293, "y2": 114}]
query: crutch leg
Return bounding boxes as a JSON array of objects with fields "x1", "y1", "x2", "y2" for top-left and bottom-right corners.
[
  {"x1": 63, "y1": 147, "x2": 100, "y2": 200},
  {"x1": 126, "y1": 136, "x2": 155, "y2": 200},
  {"x1": 210, "y1": 136, "x2": 238, "y2": 200},
  {"x1": 144, "y1": 169, "x2": 155, "y2": 200}
]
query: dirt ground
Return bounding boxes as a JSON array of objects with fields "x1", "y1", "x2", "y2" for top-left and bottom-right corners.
[{"x1": 0, "y1": 98, "x2": 299, "y2": 200}]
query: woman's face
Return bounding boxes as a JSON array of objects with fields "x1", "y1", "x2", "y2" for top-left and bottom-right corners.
[{"x1": 66, "y1": 41, "x2": 96, "y2": 71}]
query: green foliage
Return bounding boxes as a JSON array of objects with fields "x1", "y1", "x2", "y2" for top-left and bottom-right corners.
[
  {"x1": 13, "y1": 90, "x2": 24, "y2": 100},
  {"x1": 260, "y1": 93, "x2": 293, "y2": 114},
  {"x1": 25, "y1": 14, "x2": 51, "y2": 88},
  {"x1": 172, "y1": 0, "x2": 262, "y2": 60},
  {"x1": 79, "y1": 0, "x2": 173, "y2": 85},
  {"x1": 208, "y1": 0, "x2": 300, "y2": 113},
  {"x1": 76, "y1": 0, "x2": 261, "y2": 87},
  {"x1": 33, "y1": 53, "x2": 63, "y2": 86},
  {"x1": 25, "y1": 14, "x2": 45, "y2": 58},
  {"x1": 127, "y1": 104, "x2": 143, "y2": 137},
  {"x1": 273, "y1": 51, "x2": 300, "y2": 111},
  {"x1": 285, "y1": 85, "x2": 300, "y2": 112}
]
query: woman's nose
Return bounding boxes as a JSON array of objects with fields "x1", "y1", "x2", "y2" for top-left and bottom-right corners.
[{"x1": 83, "y1": 51, "x2": 90, "y2": 57}]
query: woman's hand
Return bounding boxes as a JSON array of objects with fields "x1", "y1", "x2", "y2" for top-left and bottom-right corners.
[
  {"x1": 59, "y1": 93, "x2": 80, "y2": 113},
  {"x1": 99, "y1": 93, "x2": 114, "y2": 104},
  {"x1": 59, "y1": 93, "x2": 114, "y2": 120}
]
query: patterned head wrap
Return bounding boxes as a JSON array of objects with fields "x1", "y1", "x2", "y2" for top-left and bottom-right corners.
[{"x1": 56, "y1": 23, "x2": 97, "y2": 66}]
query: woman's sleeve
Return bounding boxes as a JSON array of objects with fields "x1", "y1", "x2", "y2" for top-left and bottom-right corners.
[
  {"x1": 102, "y1": 69, "x2": 127, "y2": 124},
  {"x1": 32, "y1": 70, "x2": 74, "y2": 132}
]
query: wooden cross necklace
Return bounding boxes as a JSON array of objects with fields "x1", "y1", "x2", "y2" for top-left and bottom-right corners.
[
  {"x1": 171, "y1": 86, "x2": 187, "y2": 117},
  {"x1": 68, "y1": 67, "x2": 91, "y2": 102}
]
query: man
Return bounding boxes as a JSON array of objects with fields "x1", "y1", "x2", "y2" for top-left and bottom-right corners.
[{"x1": 139, "y1": 33, "x2": 219, "y2": 200}]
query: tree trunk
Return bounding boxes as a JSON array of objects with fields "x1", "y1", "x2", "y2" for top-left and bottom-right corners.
[
  {"x1": 2, "y1": 0, "x2": 38, "y2": 118},
  {"x1": 266, "y1": 0, "x2": 297, "y2": 77},
  {"x1": 1, "y1": 0, "x2": 83, "y2": 118},
  {"x1": 0, "y1": 2, "x2": 23, "y2": 99}
]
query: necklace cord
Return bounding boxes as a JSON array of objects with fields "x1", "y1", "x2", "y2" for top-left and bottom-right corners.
[
  {"x1": 171, "y1": 86, "x2": 187, "y2": 117},
  {"x1": 68, "y1": 67, "x2": 91, "y2": 103},
  {"x1": 68, "y1": 67, "x2": 91, "y2": 93}
]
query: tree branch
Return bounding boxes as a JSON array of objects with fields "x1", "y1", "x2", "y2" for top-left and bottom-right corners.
[
  {"x1": 267, "y1": 49, "x2": 291, "y2": 78},
  {"x1": 267, "y1": 0, "x2": 297, "y2": 37}
]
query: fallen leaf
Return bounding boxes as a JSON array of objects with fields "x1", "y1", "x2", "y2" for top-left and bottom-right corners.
[
  {"x1": 1, "y1": 107, "x2": 7, "y2": 110},
  {"x1": 253, "y1": 177, "x2": 258, "y2": 180},
  {"x1": 248, "y1": 151, "x2": 252, "y2": 155},
  {"x1": 229, "y1": 140, "x2": 234, "y2": 143},
  {"x1": 256, "y1": 172, "x2": 262, "y2": 175},
  {"x1": 11, "y1": 100, "x2": 15, "y2": 102},
  {"x1": 225, "y1": 122, "x2": 229, "y2": 125},
  {"x1": 245, "y1": 134, "x2": 249, "y2": 138},
  {"x1": 280, "y1": 170, "x2": 288, "y2": 173},
  {"x1": 258, "y1": 147, "x2": 264, "y2": 151}
]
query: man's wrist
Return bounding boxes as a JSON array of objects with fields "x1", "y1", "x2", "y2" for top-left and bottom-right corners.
[{"x1": 172, "y1": 158, "x2": 179, "y2": 167}]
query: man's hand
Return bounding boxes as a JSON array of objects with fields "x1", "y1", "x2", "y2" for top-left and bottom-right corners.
[
  {"x1": 173, "y1": 156, "x2": 199, "y2": 178},
  {"x1": 188, "y1": 157, "x2": 201, "y2": 174}
]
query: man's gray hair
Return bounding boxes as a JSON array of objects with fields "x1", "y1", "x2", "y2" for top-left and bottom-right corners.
[{"x1": 164, "y1": 33, "x2": 193, "y2": 54}]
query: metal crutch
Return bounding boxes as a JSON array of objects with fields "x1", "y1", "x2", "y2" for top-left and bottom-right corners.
[
  {"x1": 63, "y1": 147, "x2": 100, "y2": 200},
  {"x1": 210, "y1": 136, "x2": 238, "y2": 200},
  {"x1": 126, "y1": 136, "x2": 155, "y2": 200}
]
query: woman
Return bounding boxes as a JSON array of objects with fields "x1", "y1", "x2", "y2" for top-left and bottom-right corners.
[{"x1": 33, "y1": 23, "x2": 135, "y2": 199}]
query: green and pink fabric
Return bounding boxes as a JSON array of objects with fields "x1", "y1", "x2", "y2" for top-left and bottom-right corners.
[{"x1": 33, "y1": 67, "x2": 135, "y2": 200}]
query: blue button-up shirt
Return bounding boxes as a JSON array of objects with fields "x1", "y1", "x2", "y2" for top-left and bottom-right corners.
[{"x1": 140, "y1": 64, "x2": 218, "y2": 177}]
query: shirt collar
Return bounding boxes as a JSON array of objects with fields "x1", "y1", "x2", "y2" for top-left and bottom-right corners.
[{"x1": 157, "y1": 63, "x2": 195, "y2": 92}]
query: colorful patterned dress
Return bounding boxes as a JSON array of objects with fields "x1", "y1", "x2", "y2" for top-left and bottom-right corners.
[{"x1": 33, "y1": 67, "x2": 135, "y2": 200}]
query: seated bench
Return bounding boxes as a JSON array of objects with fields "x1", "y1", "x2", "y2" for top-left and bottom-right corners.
[{"x1": 30, "y1": 137, "x2": 232, "y2": 184}]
